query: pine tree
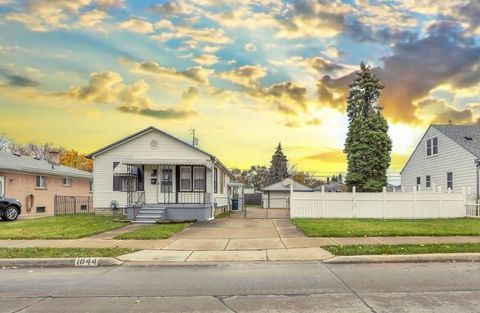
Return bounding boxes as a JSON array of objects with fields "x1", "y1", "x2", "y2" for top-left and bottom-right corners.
[
  {"x1": 344, "y1": 63, "x2": 392, "y2": 192},
  {"x1": 267, "y1": 143, "x2": 289, "y2": 185}
]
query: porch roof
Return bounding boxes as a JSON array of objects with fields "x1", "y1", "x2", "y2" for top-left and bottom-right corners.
[{"x1": 122, "y1": 158, "x2": 213, "y2": 168}]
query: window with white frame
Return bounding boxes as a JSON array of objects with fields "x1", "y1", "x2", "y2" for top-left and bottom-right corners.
[
  {"x1": 426, "y1": 137, "x2": 438, "y2": 156},
  {"x1": 426, "y1": 175, "x2": 431, "y2": 188},
  {"x1": 193, "y1": 166, "x2": 205, "y2": 191},
  {"x1": 416, "y1": 176, "x2": 421, "y2": 190},
  {"x1": 180, "y1": 166, "x2": 192, "y2": 191},
  {"x1": 63, "y1": 177, "x2": 71, "y2": 187},
  {"x1": 447, "y1": 172, "x2": 453, "y2": 190},
  {"x1": 36, "y1": 175, "x2": 47, "y2": 189}
]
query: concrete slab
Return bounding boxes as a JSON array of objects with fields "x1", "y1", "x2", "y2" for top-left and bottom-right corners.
[
  {"x1": 177, "y1": 228, "x2": 279, "y2": 239},
  {"x1": 375, "y1": 236, "x2": 441, "y2": 245},
  {"x1": 272, "y1": 219, "x2": 295, "y2": 228},
  {"x1": 225, "y1": 293, "x2": 371, "y2": 313},
  {"x1": 0, "y1": 297, "x2": 42, "y2": 313},
  {"x1": 330, "y1": 237, "x2": 385, "y2": 245},
  {"x1": 0, "y1": 240, "x2": 73, "y2": 248},
  {"x1": 114, "y1": 240, "x2": 172, "y2": 249},
  {"x1": 282, "y1": 238, "x2": 336, "y2": 248},
  {"x1": 267, "y1": 247, "x2": 333, "y2": 261},
  {"x1": 226, "y1": 238, "x2": 284, "y2": 250},
  {"x1": 163, "y1": 239, "x2": 229, "y2": 251},
  {"x1": 430, "y1": 236, "x2": 480, "y2": 244},
  {"x1": 187, "y1": 250, "x2": 267, "y2": 262},
  {"x1": 61, "y1": 240, "x2": 123, "y2": 248},
  {"x1": 88, "y1": 224, "x2": 146, "y2": 240},
  {"x1": 275, "y1": 227, "x2": 305, "y2": 238},
  {"x1": 118, "y1": 250, "x2": 192, "y2": 262}
]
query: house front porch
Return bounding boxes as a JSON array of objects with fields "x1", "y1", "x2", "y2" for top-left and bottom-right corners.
[{"x1": 118, "y1": 159, "x2": 217, "y2": 223}]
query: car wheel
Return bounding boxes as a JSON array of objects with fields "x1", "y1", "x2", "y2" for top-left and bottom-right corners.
[{"x1": 3, "y1": 206, "x2": 19, "y2": 221}]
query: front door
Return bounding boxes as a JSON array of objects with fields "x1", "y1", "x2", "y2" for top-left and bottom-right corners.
[
  {"x1": 0, "y1": 176, "x2": 4, "y2": 197},
  {"x1": 159, "y1": 166, "x2": 175, "y2": 204}
]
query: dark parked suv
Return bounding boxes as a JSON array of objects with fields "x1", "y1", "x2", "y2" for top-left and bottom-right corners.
[{"x1": 0, "y1": 196, "x2": 21, "y2": 221}]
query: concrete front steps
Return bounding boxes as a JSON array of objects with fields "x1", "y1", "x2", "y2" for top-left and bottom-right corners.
[{"x1": 132, "y1": 206, "x2": 167, "y2": 224}]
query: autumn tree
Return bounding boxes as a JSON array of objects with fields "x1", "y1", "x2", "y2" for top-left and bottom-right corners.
[{"x1": 60, "y1": 149, "x2": 93, "y2": 172}]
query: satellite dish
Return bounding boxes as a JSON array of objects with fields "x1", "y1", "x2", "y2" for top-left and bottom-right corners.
[{"x1": 282, "y1": 177, "x2": 294, "y2": 187}]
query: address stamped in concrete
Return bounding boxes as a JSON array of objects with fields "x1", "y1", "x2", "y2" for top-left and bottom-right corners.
[{"x1": 75, "y1": 258, "x2": 98, "y2": 267}]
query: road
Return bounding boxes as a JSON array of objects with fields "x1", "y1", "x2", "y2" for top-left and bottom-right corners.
[{"x1": 1, "y1": 262, "x2": 480, "y2": 312}]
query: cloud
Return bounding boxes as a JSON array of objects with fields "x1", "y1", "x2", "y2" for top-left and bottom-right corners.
[
  {"x1": 151, "y1": 25, "x2": 232, "y2": 47},
  {"x1": 119, "y1": 18, "x2": 155, "y2": 33},
  {"x1": 76, "y1": 9, "x2": 109, "y2": 28},
  {"x1": 415, "y1": 98, "x2": 479, "y2": 124},
  {"x1": 121, "y1": 58, "x2": 212, "y2": 85},
  {"x1": 304, "y1": 149, "x2": 346, "y2": 163},
  {"x1": 218, "y1": 65, "x2": 267, "y2": 88},
  {"x1": 55, "y1": 71, "x2": 198, "y2": 120},
  {"x1": 316, "y1": 21, "x2": 480, "y2": 124},
  {"x1": 244, "y1": 43, "x2": 256, "y2": 52},
  {"x1": 192, "y1": 54, "x2": 219, "y2": 66},
  {"x1": 0, "y1": 68, "x2": 40, "y2": 87}
]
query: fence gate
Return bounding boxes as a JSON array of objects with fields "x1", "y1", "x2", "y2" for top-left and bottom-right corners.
[
  {"x1": 54, "y1": 195, "x2": 94, "y2": 215},
  {"x1": 245, "y1": 196, "x2": 290, "y2": 219}
]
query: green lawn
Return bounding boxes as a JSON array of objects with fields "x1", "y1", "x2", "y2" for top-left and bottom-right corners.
[
  {"x1": 215, "y1": 211, "x2": 231, "y2": 219},
  {"x1": 0, "y1": 215, "x2": 125, "y2": 239},
  {"x1": 0, "y1": 247, "x2": 137, "y2": 259},
  {"x1": 292, "y1": 218, "x2": 480, "y2": 237},
  {"x1": 324, "y1": 243, "x2": 480, "y2": 256},
  {"x1": 115, "y1": 223, "x2": 191, "y2": 240}
]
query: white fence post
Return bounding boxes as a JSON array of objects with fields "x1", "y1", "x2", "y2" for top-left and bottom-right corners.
[
  {"x1": 352, "y1": 186, "x2": 356, "y2": 218},
  {"x1": 383, "y1": 186, "x2": 387, "y2": 219},
  {"x1": 432, "y1": 182, "x2": 436, "y2": 193},
  {"x1": 290, "y1": 184, "x2": 294, "y2": 217},
  {"x1": 321, "y1": 185, "x2": 325, "y2": 218},
  {"x1": 413, "y1": 186, "x2": 417, "y2": 219}
]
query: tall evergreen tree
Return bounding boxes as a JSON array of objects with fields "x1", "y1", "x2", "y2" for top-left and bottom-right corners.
[
  {"x1": 344, "y1": 63, "x2": 392, "y2": 192},
  {"x1": 267, "y1": 143, "x2": 289, "y2": 185}
]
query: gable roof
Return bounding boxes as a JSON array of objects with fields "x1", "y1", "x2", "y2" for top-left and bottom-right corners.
[
  {"x1": 86, "y1": 126, "x2": 233, "y2": 178},
  {"x1": 400, "y1": 124, "x2": 480, "y2": 174},
  {"x1": 432, "y1": 124, "x2": 480, "y2": 158},
  {"x1": 0, "y1": 151, "x2": 92, "y2": 179},
  {"x1": 262, "y1": 179, "x2": 312, "y2": 192}
]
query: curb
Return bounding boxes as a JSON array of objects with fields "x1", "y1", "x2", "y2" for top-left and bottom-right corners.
[
  {"x1": 0, "y1": 257, "x2": 123, "y2": 268},
  {"x1": 323, "y1": 253, "x2": 480, "y2": 264}
]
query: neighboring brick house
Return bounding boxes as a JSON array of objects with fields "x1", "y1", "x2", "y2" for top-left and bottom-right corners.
[{"x1": 0, "y1": 150, "x2": 92, "y2": 216}]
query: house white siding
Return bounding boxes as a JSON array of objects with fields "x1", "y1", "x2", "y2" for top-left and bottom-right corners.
[
  {"x1": 92, "y1": 129, "x2": 214, "y2": 209},
  {"x1": 401, "y1": 126, "x2": 477, "y2": 194}
]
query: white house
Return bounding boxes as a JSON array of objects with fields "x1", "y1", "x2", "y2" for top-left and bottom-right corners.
[
  {"x1": 87, "y1": 126, "x2": 233, "y2": 223},
  {"x1": 262, "y1": 178, "x2": 312, "y2": 209},
  {"x1": 401, "y1": 124, "x2": 480, "y2": 196}
]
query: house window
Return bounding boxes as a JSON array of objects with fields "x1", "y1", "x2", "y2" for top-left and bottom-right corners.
[
  {"x1": 113, "y1": 162, "x2": 121, "y2": 191},
  {"x1": 426, "y1": 137, "x2": 438, "y2": 156},
  {"x1": 447, "y1": 172, "x2": 453, "y2": 190},
  {"x1": 89, "y1": 181, "x2": 93, "y2": 192},
  {"x1": 180, "y1": 166, "x2": 192, "y2": 191},
  {"x1": 193, "y1": 166, "x2": 205, "y2": 191},
  {"x1": 416, "y1": 176, "x2": 421, "y2": 190},
  {"x1": 63, "y1": 177, "x2": 71, "y2": 187},
  {"x1": 214, "y1": 168, "x2": 218, "y2": 193},
  {"x1": 161, "y1": 168, "x2": 173, "y2": 193},
  {"x1": 220, "y1": 172, "x2": 225, "y2": 194},
  {"x1": 120, "y1": 177, "x2": 136, "y2": 192},
  {"x1": 36, "y1": 176, "x2": 47, "y2": 189},
  {"x1": 36, "y1": 206, "x2": 46, "y2": 213},
  {"x1": 426, "y1": 175, "x2": 431, "y2": 188}
]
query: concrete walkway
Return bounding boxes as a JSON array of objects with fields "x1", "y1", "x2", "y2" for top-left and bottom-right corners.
[{"x1": 2, "y1": 217, "x2": 480, "y2": 262}]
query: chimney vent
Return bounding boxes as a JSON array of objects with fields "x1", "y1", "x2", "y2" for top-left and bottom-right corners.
[{"x1": 47, "y1": 150, "x2": 60, "y2": 167}]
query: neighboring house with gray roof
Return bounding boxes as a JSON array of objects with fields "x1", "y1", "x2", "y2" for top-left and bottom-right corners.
[
  {"x1": 0, "y1": 151, "x2": 92, "y2": 216},
  {"x1": 262, "y1": 178, "x2": 312, "y2": 209},
  {"x1": 401, "y1": 124, "x2": 480, "y2": 195}
]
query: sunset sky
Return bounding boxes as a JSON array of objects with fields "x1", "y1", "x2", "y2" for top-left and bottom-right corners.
[{"x1": 0, "y1": 0, "x2": 478, "y2": 181}]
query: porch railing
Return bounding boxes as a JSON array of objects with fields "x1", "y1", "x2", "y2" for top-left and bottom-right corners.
[{"x1": 158, "y1": 192, "x2": 210, "y2": 205}]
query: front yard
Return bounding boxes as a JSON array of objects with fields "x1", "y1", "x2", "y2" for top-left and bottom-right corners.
[
  {"x1": 0, "y1": 215, "x2": 125, "y2": 239},
  {"x1": 115, "y1": 223, "x2": 191, "y2": 240},
  {"x1": 292, "y1": 218, "x2": 480, "y2": 237}
]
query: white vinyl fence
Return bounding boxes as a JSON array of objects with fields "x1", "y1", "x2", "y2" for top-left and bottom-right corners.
[{"x1": 290, "y1": 187, "x2": 470, "y2": 219}]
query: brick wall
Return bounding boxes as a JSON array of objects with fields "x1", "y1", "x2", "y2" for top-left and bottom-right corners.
[{"x1": 0, "y1": 171, "x2": 92, "y2": 215}]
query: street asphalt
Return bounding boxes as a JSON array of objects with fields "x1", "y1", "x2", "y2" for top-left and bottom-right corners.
[{"x1": 1, "y1": 262, "x2": 480, "y2": 312}]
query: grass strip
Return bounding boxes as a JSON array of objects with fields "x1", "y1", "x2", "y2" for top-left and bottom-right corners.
[
  {"x1": 0, "y1": 247, "x2": 137, "y2": 259},
  {"x1": 323, "y1": 243, "x2": 480, "y2": 256},
  {"x1": 115, "y1": 223, "x2": 191, "y2": 240}
]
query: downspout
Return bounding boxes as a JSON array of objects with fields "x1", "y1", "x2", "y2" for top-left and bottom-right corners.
[{"x1": 208, "y1": 157, "x2": 217, "y2": 220}]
